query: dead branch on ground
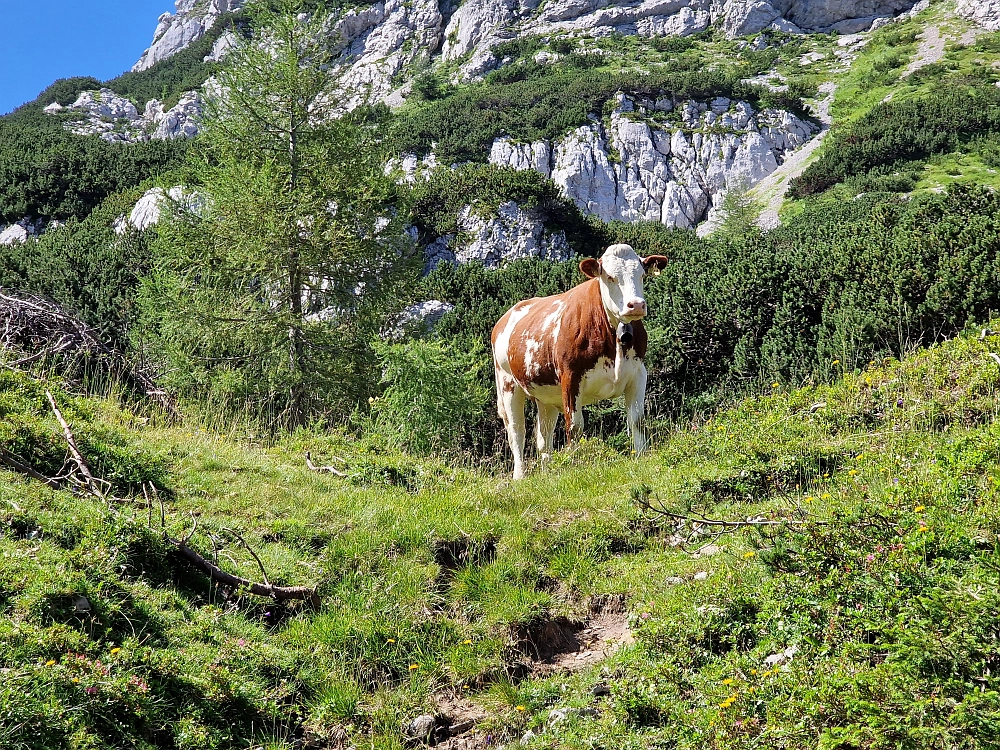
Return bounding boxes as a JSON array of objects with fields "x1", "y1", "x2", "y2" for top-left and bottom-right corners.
[
  {"x1": 305, "y1": 451, "x2": 348, "y2": 477},
  {"x1": 0, "y1": 289, "x2": 178, "y2": 418}
]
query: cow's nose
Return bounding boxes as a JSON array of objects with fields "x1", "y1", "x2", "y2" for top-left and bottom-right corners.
[{"x1": 626, "y1": 299, "x2": 647, "y2": 316}]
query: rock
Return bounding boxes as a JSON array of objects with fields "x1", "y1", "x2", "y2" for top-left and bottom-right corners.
[
  {"x1": 389, "y1": 300, "x2": 455, "y2": 337},
  {"x1": 118, "y1": 187, "x2": 204, "y2": 234},
  {"x1": 957, "y1": 0, "x2": 1000, "y2": 31},
  {"x1": 391, "y1": 152, "x2": 440, "y2": 184},
  {"x1": 69, "y1": 88, "x2": 140, "y2": 121},
  {"x1": 763, "y1": 644, "x2": 798, "y2": 667},
  {"x1": 0, "y1": 222, "x2": 31, "y2": 246},
  {"x1": 423, "y1": 234, "x2": 456, "y2": 271},
  {"x1": 692, "y1": 571, "x2": 710, "y2": 580},
  {"x1": 51, "y1": 87, "x2": 204, "y2": 143},
  {"x1": 146, "y1": 91, "x2": 204, "y2": 140},
  {"x1": 331, "y1": 0, "x2": 445, "y2": 110},
  {"x1": 548, "y1": 706, "x2": 599, "y2": 726},
  {"x1": 450, "y1": 201, "x2": 571, "y2": 267},
  {"x1": 404, "y1": 714, "x2": 438, "y2": 741},
  {"x1": 133, "y1": 0, "x2": 245, "y2": 72},
  {"x1": 72, "y1": 596, "x2": 92, "y2": 614},
  {"x1": 665, "y1": 575, "x2": 685, "y2": 585},
  {"x1": 204, "y1": 30, "x2": 238, "y2": 62},
  {"x1": 520, "y1": 729, "x2": 537, "y2": 745},
  {"x1": 489, "y1": 94, "x2": 817, "y2": 231},
  {"x1": 591, "y1": 681, "x2": 611, "y2": 697},
  {"x1": 43, "y1": 102, "x2": 64, "y2": 113}
]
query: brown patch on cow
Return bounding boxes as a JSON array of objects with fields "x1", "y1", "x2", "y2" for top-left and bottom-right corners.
[{"x1": 642, "y1": 254, "x2": 669, "y2": 273}]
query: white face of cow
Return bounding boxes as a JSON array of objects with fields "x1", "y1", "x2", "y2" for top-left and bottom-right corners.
[{"x1": 580, "y1": 244, "x2": 669, "y2": 324}]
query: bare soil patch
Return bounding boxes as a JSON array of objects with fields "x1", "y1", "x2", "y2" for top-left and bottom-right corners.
[{"x1": 512, "y1": 595, "x2": 633, "y2": 677}]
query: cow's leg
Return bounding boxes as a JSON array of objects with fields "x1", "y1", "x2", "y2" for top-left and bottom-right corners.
[
  {"x1": 560, "y1": 375, "x2": 585, "y2": 445},
  {"x1": 624, "y1": 365, "x2": 650, "y2": 454},
  {"x1": 498, "y1": 374, "x2": 528, "y2": 479},
  {"x1": 534, "y1": 401, "x2": 559, "y2": 463}
]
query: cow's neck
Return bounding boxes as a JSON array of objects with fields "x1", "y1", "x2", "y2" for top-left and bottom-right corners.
[{"x1": 599, "y1": 303, "x2": 633, "y2": 383}]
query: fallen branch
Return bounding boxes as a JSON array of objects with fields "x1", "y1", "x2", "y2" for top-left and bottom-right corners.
[
  {"x1": 46, "y1": 390, "x2": 107, "y2": 499},
  {"x1": 0, "y1": 448, "x2": 64, "y2": 491},
  {"x1": 223, "y1": 526, "x2": 271, "y2": 586},
  {"x1": 305, "y1": 451, "x2": 348, "y2": 477},
  {"x1": 0, "y1": 289, "x2": 179, "y2": 419},
  {"x1": 166, "y1": 534, "x2": 321, "y2": 609}
]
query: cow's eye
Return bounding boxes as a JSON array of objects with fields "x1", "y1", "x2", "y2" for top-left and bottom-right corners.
[{"x1": 606, "y1": 275, "x2": 617, "y2": 283}]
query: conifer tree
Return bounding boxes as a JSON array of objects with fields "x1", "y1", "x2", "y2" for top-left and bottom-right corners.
[{"x1": 140, "y1": 0, "x2": 414, "y2": 429}]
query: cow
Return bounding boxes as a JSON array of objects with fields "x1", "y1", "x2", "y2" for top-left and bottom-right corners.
[{"x1": 491, "y1": 244, "x2": 669, "y2": 479}]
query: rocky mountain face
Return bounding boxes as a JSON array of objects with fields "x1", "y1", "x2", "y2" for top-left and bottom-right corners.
[
  {"x1": 957, "y1": 0, "x2": 1000, "y2": 31},
  {"x1": 12, "y1": 0, "x2": 1000, "y2": 259},
  {"x1": 489, "y1": 93, "x2": 816, "y2": 231},
  {"x1": 133, "y1": 0, "x2": 243, "y2": 72},
  {"x1": 44, "y1": 89, "x2": 203, "y2": 143}
]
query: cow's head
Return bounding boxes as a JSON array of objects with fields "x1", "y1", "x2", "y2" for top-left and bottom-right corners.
[{"x1": 580, "y1": 244, "x2": 669, "y2": 323}]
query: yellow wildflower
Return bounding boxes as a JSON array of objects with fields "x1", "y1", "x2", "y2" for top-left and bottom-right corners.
[
  {"x1": 821, "y1": 493, "x2": 831, "y2": 499},
  {"x1": 743, "y1": 551, "x2": 755, "y2": 559},
  {"x1": 848, "y1": 470, "x2": 858, "y2": 476},
  {"x1": 913, "y1": 505, "x2": 925, "y2": 513},
  {"x1": 771, "y1": 382, "x2": 779, "y2": 388},
  {"x1": 803, "y1": 496, "x2": 814, "y2": 503},
  {"x1": 45, "y1": 660, "x2": 55, "y2": 667},
  {"x1": 110, "y1": 648, "x2": 121, "y2": 656},
  {"x1": 832, "y1": 360, "x2": 840, "y2": 365},
  {"x1": 918, "y1": 526, "x2": 929, "y2": 533},
  {"x1": 463, "y1": 640, "x2": 473, "y2": 645},
  {"x1": 722, "y1": 678, "x2": 733, "y2": 685},
  {"x1": 516, "y1": 705, "x2": 527, "y2": 712},
  {"x1": 409, "y1": 664, "x2": 419, "y2": 671},
  {"x1": 386, "y1": 639, "x2": 396, "y2": 643}
]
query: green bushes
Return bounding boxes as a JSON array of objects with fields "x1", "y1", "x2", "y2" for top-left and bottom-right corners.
[
  {"x1": 0, "y1": 188, "x2": 152, "y2": 346},
  {"x1": 369, "y1": 339, "x2": 489, "y2": 456},
  {"x1": 394, "y1": 62, "x2": 800, "y2": 164},
  {"x1": 416, "y1": 185, "x2": 1000, "y2": 439},
  {"x1": 789, "y1": 82, "x2": 1000, "y2": 197}
]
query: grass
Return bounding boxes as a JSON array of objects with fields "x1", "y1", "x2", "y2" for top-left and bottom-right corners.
[{"x1": 5, "y1": 321, "x2": 1000, "y2": 747}]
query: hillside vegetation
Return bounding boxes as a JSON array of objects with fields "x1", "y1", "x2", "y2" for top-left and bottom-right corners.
[{"x1": 3, "y1": 325, "x2": 1000, "y2": 748}]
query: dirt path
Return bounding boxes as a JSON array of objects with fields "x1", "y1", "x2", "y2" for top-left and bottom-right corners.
[
  {"x1": 753, "y1": 81, "x2": 836, "y2": 230},
  {"x1": 904, "y1": 24, "x2": 945, "y2": 76}
]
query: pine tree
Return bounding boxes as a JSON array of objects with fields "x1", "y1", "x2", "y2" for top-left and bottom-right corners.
[{"x1": 140, "y1": 0, "x2": 415, "y2": 429}]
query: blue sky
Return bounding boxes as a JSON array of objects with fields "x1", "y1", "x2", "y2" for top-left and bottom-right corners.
[{"x1": 0, "y1": 1, "x2": 174, "y2": 115}]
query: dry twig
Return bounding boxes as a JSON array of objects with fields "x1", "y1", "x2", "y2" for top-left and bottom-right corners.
[
  {"x1": 305, "y1": 451, "x2": 348, "y2": 477},
  {"x1": 46, "y1": 391, "x2": 107, "y2": 499}
]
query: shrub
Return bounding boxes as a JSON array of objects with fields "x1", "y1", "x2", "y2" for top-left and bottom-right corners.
[
  {"x1": 369, "y1": 339, "x2": 489, "y2": 456},
  {"x1": 788, "y1": 82, "x2": 1000, "y2": 197}
]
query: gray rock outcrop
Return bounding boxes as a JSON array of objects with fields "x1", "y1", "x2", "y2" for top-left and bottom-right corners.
[
  {"x1": 330, "y1": 0, "x2": 445, "y2": 110},
  {"x1": 0, "y1": 220, "x2": 35, "y2": 247},
  {"x1": 957, "y1": 0, "x2": 1000, "y2": 31},
  {"x1": 133, "y1": 0, "x2": 244, "y2": 72},
  {"x1": 52, "y1": 88, "x2": 205, "y2": 143},
  {"x1": 389, "y1": 300, "x2": 456, "y2": 337},
  {"x1": 489, "y1": 94, "x2": 817, "y2": 230},
  {"x1": 116, "y1": 187, "x2": 205, "y2": 234},
  {"x1": 424, "y1": 201, "x2": 572, "y2": 269}
]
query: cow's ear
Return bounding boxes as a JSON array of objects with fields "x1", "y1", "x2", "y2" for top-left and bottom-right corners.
[
  {"x1": 642, "y1": 255, "x2": 669, "y2": 275},
  {"x1": 580, "y1": 257, "x2": 602, "y2": 279}
]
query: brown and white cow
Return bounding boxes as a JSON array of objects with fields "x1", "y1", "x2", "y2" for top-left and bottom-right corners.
[{"x1": 491, "y1": 244, "x2": 669, "y2": 479}]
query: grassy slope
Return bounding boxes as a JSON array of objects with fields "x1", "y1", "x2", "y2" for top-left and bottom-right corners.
[
  {"x1": 4, "y1": 323, "x2": 1000, "y2": 748},
  {"x1": 779, "y1": 0, "x2": 1000, "y2": 219}
]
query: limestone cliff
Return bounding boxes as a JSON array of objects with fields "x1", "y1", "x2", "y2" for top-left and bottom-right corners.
[{"x1": 488, "y1": 94, "x2": 816, "y2": 230}]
